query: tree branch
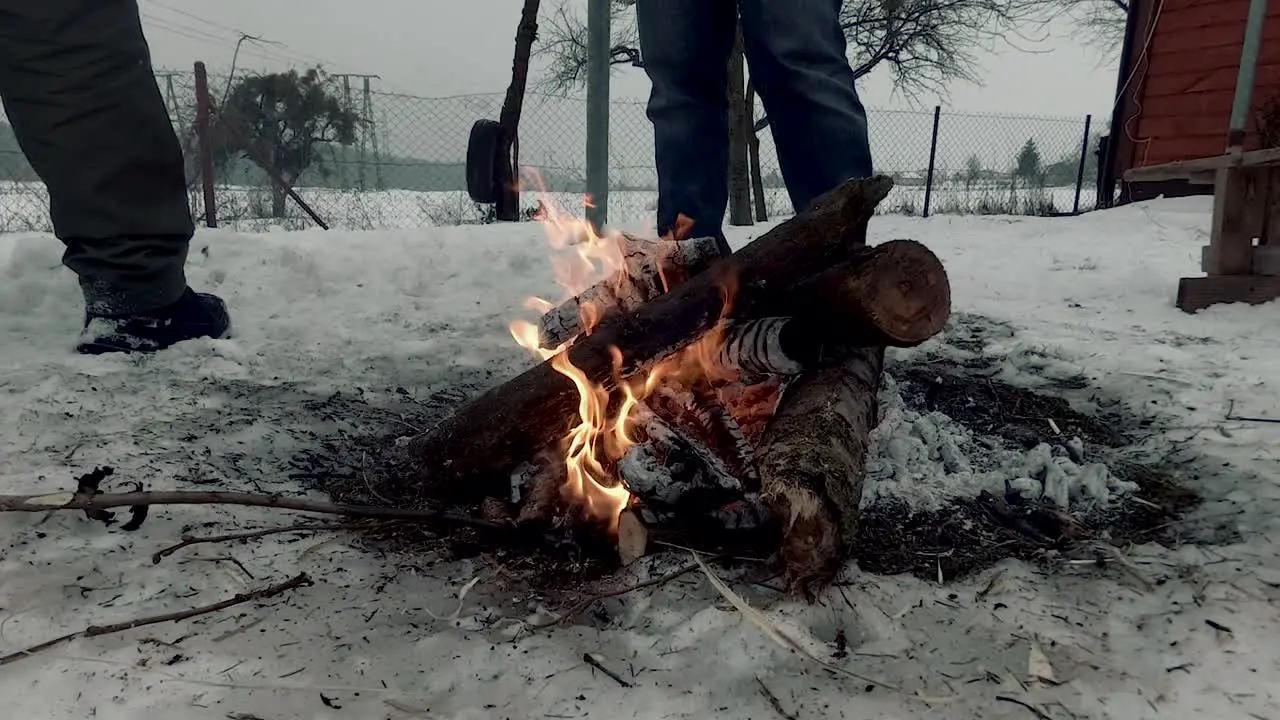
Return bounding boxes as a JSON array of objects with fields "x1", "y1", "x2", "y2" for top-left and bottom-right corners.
[
  {"x1": 0, "y1": 490, "x2": 507, "y2": 530},
  {"x1": 0, "y1": 574, "x2": 312, "y2": 667}
]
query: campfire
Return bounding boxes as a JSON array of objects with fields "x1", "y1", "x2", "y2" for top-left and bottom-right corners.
[{"x1": 405, "y1": 175, "x2": 952, "y2": 596}]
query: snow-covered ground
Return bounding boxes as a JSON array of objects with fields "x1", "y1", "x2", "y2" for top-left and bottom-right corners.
[
  {"x1": 0, "y1": 181, "x2": 1096, "y2": 233},
  {"x1": 0, "y1": 195, "x2": 1277, "y2": 719}
]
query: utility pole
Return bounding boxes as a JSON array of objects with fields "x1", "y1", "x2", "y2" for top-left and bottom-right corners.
[
  {"x1": 584, "y1": 0, "x2": 610, "y2": 229},
  {"x1": 154, "y1": 70, "x2": 184, "y2": 128},
  {"x1": 333, "y1": 73, "x2": 380, "y2": 191}
]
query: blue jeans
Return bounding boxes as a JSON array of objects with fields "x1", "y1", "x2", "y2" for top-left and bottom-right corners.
[{"x1": 636, "y1": 0, "x2": 873, "y2": 243}]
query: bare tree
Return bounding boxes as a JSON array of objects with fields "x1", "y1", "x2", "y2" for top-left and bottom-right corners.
[
  {"x1": 1054, "y1": 0, "x2": 1128, "y2": 55},
  {"x1": 535, "y1": 0, "x2": 1057, "y2": 98},
  {"x1": 534, "y1": 0, "x2": 1060, "y2": 221},
  {"x1": 535, "y1": 0, "x2": 640, "y2": 95}
]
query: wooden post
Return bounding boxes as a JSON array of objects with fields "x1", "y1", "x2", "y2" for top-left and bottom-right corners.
[
  {"x1": 922, "y1": 106, "x2": 941, "y2": 218},
  {"x1": 192, "y1": 62, "x2": 218, "y2": 229}
]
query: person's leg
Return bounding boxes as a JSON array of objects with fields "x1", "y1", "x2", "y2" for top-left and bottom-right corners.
[
  {"x1": 0, "y1": 0, "x2": 228, "y2": 353},
  {"x1": 738, "y1": 0, "x2": 873, "y2": 216},
  {"x1": 636, "y1": 0, "x2": 737, "y2": 250},
  {"x1": 0, "y1": 0, "x2": 193, "y2": 315}
]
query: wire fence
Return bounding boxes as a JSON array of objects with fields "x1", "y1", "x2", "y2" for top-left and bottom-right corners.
[{"x1": 0, "y1": 64, "x2": 1104, "y2": 234}]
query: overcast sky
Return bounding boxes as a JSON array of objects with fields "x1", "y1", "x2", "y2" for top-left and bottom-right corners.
[{"x1": 138, "y1": 0, "x2": 1120, "y2": 120}]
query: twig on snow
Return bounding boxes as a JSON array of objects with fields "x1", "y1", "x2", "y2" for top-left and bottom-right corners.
[
  {"x1": 756, "y1": 677, "x2": 799, "y2": 720},
  {"x1": 153, "y1": 523, "x2": 355, "y2": 563},
  {"x1": 527, "y1": 561, "x2": 701, "y2": 630},
  {"x1": 583, "y1": 653, "x2": 632, "y2": 687},
  {"x1": 0, "y1": 574, "x2": 311, "y2": 667},
  {"x1": 1091, "y1": 542, "x2": 1155, "y2": 592},
  {"x1": 0, "y1": 490, "x2": 505, "y2": 531},
  {"x1": 1226, "y1": 399, "x2": 1280, "y2": 424},
  {"x1": 995, "y1": 695, "x2": 1054, "y2": 720},
  {"x1": 692, "y1": 552, "x2": 902, "y2": 693}
]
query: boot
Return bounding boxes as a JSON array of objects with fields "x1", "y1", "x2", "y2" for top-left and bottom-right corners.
[{"x1": 76, "y1": 288, "x2": 231, "y2": 355}]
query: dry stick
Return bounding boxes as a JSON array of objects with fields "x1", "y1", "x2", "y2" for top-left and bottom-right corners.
[
  {"x1": 0, "y1": 490, "x2": 505, "y2": 531},
  {"x1": 528, "y1": 561, "x2": 701, "y2": 630},
  {"x1": 152, "y1": 523, "x2": 356, "y2": 564},
  {"x1": 1225, "y1": 399, "x2": 1280, "y2": 424},
  {"x1": 0, "y1": 574, "x2": 311, "y2": 667},
  {"x1": 755, "y1": 677, "x2": 799, "y2": 720},
  {"x1": 995, "y1": 695, "x2": 1054, "y2": 720},
  {"x1": 583, "y1": 653, "x2": 632, "y2": 688}
]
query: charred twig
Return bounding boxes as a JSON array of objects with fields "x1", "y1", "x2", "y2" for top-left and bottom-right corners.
[
  {"x1": 0, "y1": 574, "x2": 312, "y2": 667},
  {"x1": 0, "y1": 490, "x2": 505, "y2": 531},
  {"x1": 583, "y1": 653, "x2": 632, "y2": 687},
  {"x1": 152, "y1": 523, "x2": 357, "y2": 563},
  {"x1": 995, "y1": 695, "x2": 1053, "y2": 720},
  {"x1": 1225, "y1": 399, "x2": 1280, "y2": 424},
  {"x1": 756, "y1": 677, "x2": 799, "y2": 720},
  {"x1": 528, "y1": 561, "x2": 701, "y2": 630}
]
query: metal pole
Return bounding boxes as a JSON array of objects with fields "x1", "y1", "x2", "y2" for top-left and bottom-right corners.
[
  {"x1": 922, "y1": 106, "x2": 941, "y2": 218},
  {"x1": 1227, "y1": 0, "x2": 1270, "y2": 152},
  {"x1": 1072, "y1": 114, "x2": 1093, "y2": 215},
  {"x1": 340, "y1": 75, "x2": 352, "y2": 189},
  {"x1": 584, "y1": 0, "x2": 610, "y2": 229},
  {"x1": 365, "y1": 78, "x2": 384, "y2": 190}
]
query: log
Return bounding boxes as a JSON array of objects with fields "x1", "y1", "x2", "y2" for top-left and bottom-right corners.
[
  {"x1": 756, "y1": 345, "x2": 885, "y2": 598},
  {"x1": 749, "y1": 238, "x2": 950, "y2": 348},
  {"x1": 537, "y1": 232, "x2": 723, "y2": 348},
  {"x1": 406, "y1": 176, "x2": 898, "y2": 502}
]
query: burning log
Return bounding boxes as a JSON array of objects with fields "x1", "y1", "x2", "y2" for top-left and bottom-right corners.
[
  {"x1": 537, "y1": 231, "x2": 722, "y2": 349},
  {"x1": 406, "y1": 176, "x2": 915, "y2": 502},
  {"x1": 757, "y1": 345, "x2": 885, "y2": 597}
]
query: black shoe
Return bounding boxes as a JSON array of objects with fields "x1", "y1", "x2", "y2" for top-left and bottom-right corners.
[{"x1": 76, "y1": 289, "x2": 231, "y2": 355}]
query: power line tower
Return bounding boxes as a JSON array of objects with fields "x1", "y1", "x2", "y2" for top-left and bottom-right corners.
[
  {"x1": 332, "y1": 73, "x2": 380, "y2": 191},
  {"x1": 153, "y1": 70, "x2": 185, "y2": 129}
]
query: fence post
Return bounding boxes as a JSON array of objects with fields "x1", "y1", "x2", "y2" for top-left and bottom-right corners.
[
  {"x1": 584, "y1": 0, "x2": 611, "y2": 229},
  {"x1": 1072, "y1": 114, "x2": 1093, "y2": 215},
  {"x1": 193, "y1": 61, "x2": 218, "y2": 229},
  {"x1": 922, "y1": 105, "x2": 941, "y2": 218}
]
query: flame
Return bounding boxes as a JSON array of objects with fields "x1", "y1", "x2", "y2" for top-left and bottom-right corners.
[{"x1": 511, "y1": 168, "x2": 740, "y2": 536}]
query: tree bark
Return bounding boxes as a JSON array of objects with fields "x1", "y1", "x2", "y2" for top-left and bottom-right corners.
[
  {"x1": 746, "y1": 81, "x2": 768, "y2": 223},
  {"x1": 757, "y1": 345, "x2": 885, "y2": 597},
  {"x1": 405, "y1": 176, "x2": 901, "y2": 501},
  {"x1": 495, "y1": 0, "x2": 541, "y2": 221},
  {"x1": 727, "y1": 22, "x2": 752, "y2": 227}
]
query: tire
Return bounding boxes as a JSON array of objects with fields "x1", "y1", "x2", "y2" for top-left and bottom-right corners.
[{"x1": 466, "y1": 119, "x2": 506, "y2": 204}]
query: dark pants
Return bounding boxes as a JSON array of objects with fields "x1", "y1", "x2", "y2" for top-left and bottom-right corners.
[
  {"x1": 0, "y1": 0, "x2": 192, "y2": 315},
  {"x1": 636, "y1": 0, "x2": 873, "y2": 241}
]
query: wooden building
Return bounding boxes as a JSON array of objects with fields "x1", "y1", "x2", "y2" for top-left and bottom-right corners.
[
  {"x1": 1097, "y1": 0, "x2": 1280, "y2": 311},
  {"x1": 1102, "y1": 0, "x2": 1280, "y2": 204}
]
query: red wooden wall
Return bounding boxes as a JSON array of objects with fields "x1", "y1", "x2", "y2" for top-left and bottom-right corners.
[{"x1": 1115, "y1": 0, "x2": 1280, "y2": 173}]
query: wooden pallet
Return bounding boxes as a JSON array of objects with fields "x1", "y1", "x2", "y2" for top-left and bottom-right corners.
[{"x1": 1125, "y1": 149, "x2": 1280, "y2": 312}]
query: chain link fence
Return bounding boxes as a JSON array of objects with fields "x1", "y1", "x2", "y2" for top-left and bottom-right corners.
[{"x1": 0, "y1": 64, "x2": 1102, "y2": 233}]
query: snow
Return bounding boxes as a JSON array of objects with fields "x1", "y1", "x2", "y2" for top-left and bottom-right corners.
[
  {"x1": 0, "y1": 182, "x2": 1094, "y2": 233},
  {"x1": 1, "y1": 195, "x2": 1279, "y2": 719}
]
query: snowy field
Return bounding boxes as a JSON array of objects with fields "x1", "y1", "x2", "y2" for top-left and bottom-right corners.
[
  {"x1": 0, "y1": 195, "x2": 1278, "y2": 719},
  {"x1": 0, "y1": 180, "x2": 1095, "y2": 233}
]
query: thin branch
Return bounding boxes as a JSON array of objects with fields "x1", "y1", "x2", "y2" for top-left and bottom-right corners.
[
  {"x1": 152, "y1": 523, "x2": 356, "y2": 563},
  {"x1": 756, "y1": 677, "x2": 799, "y2": 720},
  {"x1": 0, "y1": 574, "x2": 312, "y2": 667},
  {"x1": 583, "y1": 653, "x2": 632, "y2": 687},
  {"x1": 0, "y1": 489, "x2": 507, "y2": 531},
  {"x1": 995, "y1": 695, "x2": 1054, "y2": 720}
]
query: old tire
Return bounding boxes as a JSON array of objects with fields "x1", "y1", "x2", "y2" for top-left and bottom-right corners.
[{"x1": 466, "y1": 119, "x2": 506, "y2": 204}]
